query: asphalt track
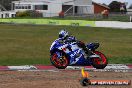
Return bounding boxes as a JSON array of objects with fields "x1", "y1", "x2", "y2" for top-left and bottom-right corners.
[{"x1": 0, "y1": 64, "x2": 132, "y2": 72}]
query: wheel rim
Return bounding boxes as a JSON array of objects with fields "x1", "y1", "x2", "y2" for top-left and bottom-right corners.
[
  {"x1": 52, "y1": 53, "x2": 68, "y2": 67},
  {"x1": 93, "y1": 51, "x2": 107, "y2": 65}
]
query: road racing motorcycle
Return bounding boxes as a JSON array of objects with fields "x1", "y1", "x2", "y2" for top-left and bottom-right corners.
[{"x1": 50, "y1": 40, "x2": 108, "y2": 69}]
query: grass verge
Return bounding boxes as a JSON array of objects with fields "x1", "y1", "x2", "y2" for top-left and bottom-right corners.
[{"x1": 0, "y1": 24, "x2": 131, "y2": 65}]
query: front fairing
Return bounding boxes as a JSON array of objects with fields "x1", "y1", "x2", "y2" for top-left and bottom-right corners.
[
  {"x1": 50, "y1": 39, "x2": 92, "y2": 66},
  {"x1": 50, "y1": 39, "x2": 64, "y2": 53},
  {"x1": 69, "y1": 49, "x2": 85, "y2": 65},
  {"x1": 66, "y1": 43, "x2": 91, "y2": 65}
]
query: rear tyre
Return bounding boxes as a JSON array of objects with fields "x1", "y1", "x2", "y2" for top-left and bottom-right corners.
[
  {"x1": 91, "y1": 51, "x2": 108, "y2": 69},
  {"x1": 50, "y1": 52, "x2": 69, "y2": 69}
]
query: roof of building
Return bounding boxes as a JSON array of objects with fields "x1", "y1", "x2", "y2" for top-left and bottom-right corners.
[{"x1": 92, "y1": 2, "x2": 110, "y2": 9}]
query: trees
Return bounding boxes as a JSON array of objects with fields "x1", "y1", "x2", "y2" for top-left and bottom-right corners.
[
  {"x1": 16, "y1": 10, "x2": 43, "y2": 18},
  {"x1": 108, "y1": 1, "x2": 127, "y2": 13},
  {"x1": 109, "y1": 1, "x2": 121, "y2": 12}
]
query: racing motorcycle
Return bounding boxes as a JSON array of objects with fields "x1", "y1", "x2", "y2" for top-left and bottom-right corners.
[{"x1": 50, "y1": 40, "x2": 108, "y2": 69}]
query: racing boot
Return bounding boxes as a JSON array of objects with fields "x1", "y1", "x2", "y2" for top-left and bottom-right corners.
[
  {"x1": 84, "y1": 49, "x2": 100, "y2": 59},
  {"x1": 77, "y1": 41, "x2": 98, "y2": 59},
  {"x1": 82, "y1": 47, "x2": 92, "y2": 59},
  {"x1": 85, "y1": 50, "x2": 93, "y2": 59}
]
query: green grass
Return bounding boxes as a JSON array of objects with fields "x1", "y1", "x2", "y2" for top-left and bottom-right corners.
[{"x1": 0, "y1": 24, "x2": 132, "y2": 65}]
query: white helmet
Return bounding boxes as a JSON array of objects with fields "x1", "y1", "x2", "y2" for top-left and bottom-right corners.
[{"x1": 59, "y1": 30, "x2": 69, "y2": 39}]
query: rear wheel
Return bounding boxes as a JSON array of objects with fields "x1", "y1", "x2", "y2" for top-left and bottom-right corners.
[
  {"x1": 50, "y1": 52, "x2": 69, "y2": 69},
  {"x1": 91, "y1": 51, "x2": 108, "y2": 69}
]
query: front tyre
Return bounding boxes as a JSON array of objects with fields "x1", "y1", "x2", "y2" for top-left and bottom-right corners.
[
  {"x1": 50, "y1": 52, "x2": 69, "y2": 69},
  {"x1": 91, "y1": 51, "x2": 108, "y2": 69}
]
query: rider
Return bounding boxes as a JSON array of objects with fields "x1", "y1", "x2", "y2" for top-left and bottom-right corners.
[{"x1": 58, "y1": 29, "x2": 92, "y2": 58}]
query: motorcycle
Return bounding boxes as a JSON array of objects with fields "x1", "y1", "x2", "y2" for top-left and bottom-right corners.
[{"x1": 50, "y1": 39, "x2": 108, "y2": 69}]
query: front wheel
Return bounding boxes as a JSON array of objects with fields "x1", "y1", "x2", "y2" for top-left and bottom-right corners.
[
  {"x1": 50, "y1": 52, "x2": 69, "y2": 69},
  {"x1": 91, "y1": 51, "x2": 108, "y2": 69}
]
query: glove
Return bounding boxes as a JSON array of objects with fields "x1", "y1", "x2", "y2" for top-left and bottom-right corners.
[{"x1": 77, "y1": 41, "x2": 85, "y2": 45}]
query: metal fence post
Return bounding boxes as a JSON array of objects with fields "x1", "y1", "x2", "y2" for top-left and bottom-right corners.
[{"x1": 130, "y1": 16, "x2": 132, "y2": 22}]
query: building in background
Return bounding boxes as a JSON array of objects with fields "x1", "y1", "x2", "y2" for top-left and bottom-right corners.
[
  {"x1": 0, "y1": 4, "x2": 16, "y2": 18},
  {"x1": 62, "y1": 0, "x2": 93, "y2": 15},
  {"x1": 127, "y1": 9, "x2": 132, "y2": 14},
  {"x1": 92, "y1": 2, "x2": 110, "y2": 14},
  {"x1": 0, "y1": 0, "x2": 111, "y2": 18},
  {"x1": 11, "y1": 0, "x2": 93, "y2": 17},
  {"x1": 0, "y1": 11, "x2": 16, "y2": 18}
]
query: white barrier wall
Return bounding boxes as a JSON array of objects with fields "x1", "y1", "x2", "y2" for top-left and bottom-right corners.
[{"x1": 95, "y1": 21, "x2": 132, "y2": 29}]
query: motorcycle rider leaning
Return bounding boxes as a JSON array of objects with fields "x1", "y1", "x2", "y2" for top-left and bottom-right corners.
[{"x1": 58, "y1": 29, "x2": 92, "y2": 58}]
